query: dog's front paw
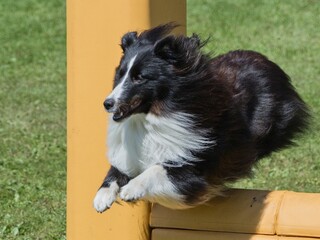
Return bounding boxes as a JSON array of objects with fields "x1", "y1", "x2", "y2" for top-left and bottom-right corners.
[
  {"x1": 93, "y1": 182, "x2": 119, "y2": 213},
  {"x1": 119, "y1": 180, "x2": 146, "y2": 202}
]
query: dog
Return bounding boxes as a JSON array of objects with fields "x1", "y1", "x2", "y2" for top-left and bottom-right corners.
[{"x1": 93, "y1": 23, "x2": 309, "y2": 213}]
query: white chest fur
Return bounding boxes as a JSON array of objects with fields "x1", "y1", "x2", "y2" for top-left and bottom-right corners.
[{"x1": 107, "y1": 112, "x2": 214, "y2": 177}]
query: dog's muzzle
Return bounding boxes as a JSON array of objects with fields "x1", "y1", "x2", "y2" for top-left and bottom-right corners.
[{"x1": 104, "y1": 98, "x2": 131, "y2": 122}]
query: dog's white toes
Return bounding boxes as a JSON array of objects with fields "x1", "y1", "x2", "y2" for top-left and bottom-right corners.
[
  {"x1": 93, "y1": 188, "x2": 114, "y2": 212},
  {"x1": 93, "y1": 182, "x2": 119, "y2": 213},
  {"x1": 119, "y1": 181, "x2": 146, "y2": 202}
]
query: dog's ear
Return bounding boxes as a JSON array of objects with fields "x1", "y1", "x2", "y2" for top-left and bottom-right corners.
[
  {"x1": 154, "y1": 34, "x2": 202, "y2": 66},
  {"x1": 121, "y1": 31, "x2": 138, "y2": 52},
  {"x1": 189, "y1": 33, "x2": 201, "y2": 48},
  {"x1": 154, "y1": 36, "x2": 178, "y2": 64}
]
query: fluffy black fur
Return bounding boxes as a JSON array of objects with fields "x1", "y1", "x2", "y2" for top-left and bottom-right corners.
[{"x1": 96, "y1": 23, "x2": 309, "y2": 209}]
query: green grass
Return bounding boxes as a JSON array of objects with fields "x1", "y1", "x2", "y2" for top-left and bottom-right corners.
[
  {"x1": 0, "y1": 0, "x2": 319, "y2": 239},
  {"x1": 0, "y1": 0, "x2": 66, "y2": 239},
  {"x1": 188, "y1": 0, "x2": 320, "y2": 192}
]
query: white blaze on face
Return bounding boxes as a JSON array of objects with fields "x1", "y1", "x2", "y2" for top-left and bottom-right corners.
[{"x1": 107, "y1": 54, "x2": 137, "y2": 102}]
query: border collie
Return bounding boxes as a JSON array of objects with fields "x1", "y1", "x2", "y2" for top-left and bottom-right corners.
[{"x1": 93, "y1": 23, "x2": 309, "y2": 213}]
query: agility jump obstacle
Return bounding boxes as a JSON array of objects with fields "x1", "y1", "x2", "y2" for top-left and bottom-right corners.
[{"x1": 67, "y1": 1, "x2": 320, "y2": 239}]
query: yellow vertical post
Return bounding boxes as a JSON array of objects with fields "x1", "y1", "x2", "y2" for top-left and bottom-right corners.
[{"x1": 67, "y1": 0, "x2": 186, "y2": 239}]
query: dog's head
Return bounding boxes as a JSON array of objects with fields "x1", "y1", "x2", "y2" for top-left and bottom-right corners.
[{"x1": 104, "y1": 23, "x2": 205, "y2": 122}]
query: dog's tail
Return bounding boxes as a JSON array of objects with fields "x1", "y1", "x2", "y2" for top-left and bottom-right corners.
[
  {"x1": 252, "y1": 64, "x2": 310, "y2": 159},
  {"x1": 231, "y1": 50, "x2": 310, "y2": 158}
]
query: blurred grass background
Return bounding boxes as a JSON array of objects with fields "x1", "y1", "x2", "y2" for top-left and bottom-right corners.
[
  {"x1": 0, "y1": 0, "x2": 66, "y2": 239},
  {"x1": 0, "y1": 0, "x2": 319, "y2": 239}
]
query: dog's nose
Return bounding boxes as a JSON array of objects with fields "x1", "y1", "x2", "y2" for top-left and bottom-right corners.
[{"x1": 104, "y1": 98, "x2": 115, "y2": 111}]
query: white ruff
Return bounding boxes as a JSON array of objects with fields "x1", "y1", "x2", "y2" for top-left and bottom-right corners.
[{"x1": 107, "y1": 112, "x2": 215, "y2": 178}]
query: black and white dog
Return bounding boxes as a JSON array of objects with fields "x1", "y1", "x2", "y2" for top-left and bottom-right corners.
[{"x1": 93, "y1": 23, "x2": 309, "y2": 213}]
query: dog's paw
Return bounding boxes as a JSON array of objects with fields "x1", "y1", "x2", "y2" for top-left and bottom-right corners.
[
  {"x1": 93, "y1": 182, "x2": 119, "y2": 213},
  {"x1": 119, "y1": 180, "x2": 146, "y2": 202}
]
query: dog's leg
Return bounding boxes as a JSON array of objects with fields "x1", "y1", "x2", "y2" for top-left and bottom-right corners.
[
  {"x1": 119, "y1": 164, "x2": 215, "y2": 208},
  {"x1": 93, "y1": 166, "x2": 130, "y2": 213},
  {"x1": 119, "y1": 164, "x2": 183, "y2": 205}
]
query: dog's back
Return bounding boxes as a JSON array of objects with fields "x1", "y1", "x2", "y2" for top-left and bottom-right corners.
[{"x1": 211, "y1": 50, "x2": 309, "y2": 158}]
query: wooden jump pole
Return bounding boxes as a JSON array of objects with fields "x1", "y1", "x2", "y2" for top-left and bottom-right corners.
[{"x1": 67, "y1": 0, "x2": 186, "y2": 239}]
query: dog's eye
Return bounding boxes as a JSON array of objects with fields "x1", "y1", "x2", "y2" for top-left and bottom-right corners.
[{"x1": 132, "y1": 74, "x2": 146, "y2": 84}]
